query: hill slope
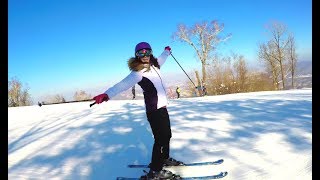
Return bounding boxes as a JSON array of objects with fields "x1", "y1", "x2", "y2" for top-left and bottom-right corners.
[{"x1": 8, "y1": 89, "x2": 312, "y2": 179}]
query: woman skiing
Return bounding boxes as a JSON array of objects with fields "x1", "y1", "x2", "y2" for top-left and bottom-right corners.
[{"x1": 92, "y1": 42, "x2": 183, "y2": 179}]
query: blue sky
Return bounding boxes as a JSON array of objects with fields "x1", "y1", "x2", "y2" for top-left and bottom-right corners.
[{"x1": 8, "y1": 0, "x2": 312, "y2": 102}]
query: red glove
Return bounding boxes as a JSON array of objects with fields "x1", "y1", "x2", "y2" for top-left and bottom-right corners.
[
  {"x1": 165, "y1": 46, "x2": 171, "y2": 51},
  {"x1": 93, "y1": 93, "x2": 109, "y2": 104}
]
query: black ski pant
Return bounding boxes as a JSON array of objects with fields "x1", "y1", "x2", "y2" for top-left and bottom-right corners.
[{"x1": 146, "y1": 107, "x2": 172, "y2": 171}]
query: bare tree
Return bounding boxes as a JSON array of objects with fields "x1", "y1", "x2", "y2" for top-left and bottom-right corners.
[
  {"x1": 8, "y1": 77, "x2": 33, "y2": 107},
  {"x1": 172, "y1": 20, "x2": 232, "y2": 85},
  {"x1": 258, "y1": 42, "x2": 281, "y2": 90},
  {"x1": 202, "y1": 51, "x2": 257, "y2": 95},
  {"x1": 53, "y1": 94, "x2": 66, "y2": 103},
  {"x1": 194, "y1": 70, "x2": 203, "y2": 96},
  {"x1": 207, "y1": 58, "x2": 223, "y2": 95},
  {"x1": 43, "y1": 94, "x2": 66, "y2": 104},
  {"x1": 73, "y1": 90, "x2": 92, "y2": 101},
  {"x1": 269, "y1": 22, "x2": 289, "y2": 89},
  {"x1": 247, "y1": 71, "x2": 274, "y2": 92},
  {"x1": 232, "y1": 54, "x2": 248, "y2": 92},
  {"x1": 287, "y1": 33, "x2": 298, "y2": 88},
  {"x1": 222, "y1": 57, "x2": 235, "y2": 94},
  {"x1": 206, "y1": 55, "x2": 235, "y2": 95},
  {"x1": 260, "y1": 21, "x2": 292, "y2": 90}
]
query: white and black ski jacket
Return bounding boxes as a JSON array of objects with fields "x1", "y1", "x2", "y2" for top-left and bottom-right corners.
[{"x1": 104, "y1": 50, "x2": 171, "y2": 112}]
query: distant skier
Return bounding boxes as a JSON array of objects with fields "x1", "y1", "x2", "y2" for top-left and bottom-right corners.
[
  {"x1": 176, "y1": 86, "x2": 181, "y2": 99},
  {"x1": 202, "y1": 85, "x2": 207, "y2": 96},
  {"x1": 92, "y1": 42, "x2": 183, "y2": 179},
  {"x1": 38, "y1": 101, "x2": 42, "y2": 107},
  {"x1": 196, "y1": 85, "x2": 203, "y2": 96},
  {"x1": 132, "y1": 85, "x2": 136, "y2": 100},
  {"x1": 193, "y1": 90, "x2": 197, "y2": 97}
]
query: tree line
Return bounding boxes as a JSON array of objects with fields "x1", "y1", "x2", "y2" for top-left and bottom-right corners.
[
  {"x1": 172, "y1": 20, "x2": 298, "y2": 96},
  {"x1": 8, "y1": 78, "x2": 92, "y2": 107}
]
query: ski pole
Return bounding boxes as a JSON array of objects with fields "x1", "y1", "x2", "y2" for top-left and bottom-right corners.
[
  {"x1": 90, "y1": 102, "x2": 96, "y2": 107},
  {"x1": 41, "y1": 99, "x2": 94, "y2": 106},
  {"x1": 170, "y1": 52, "x2": 197, "y2": 88}
]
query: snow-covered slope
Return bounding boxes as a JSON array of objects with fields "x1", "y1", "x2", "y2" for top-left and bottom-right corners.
[{"x1": 8, "y1": 89, "x2": 312, "y2": 179}]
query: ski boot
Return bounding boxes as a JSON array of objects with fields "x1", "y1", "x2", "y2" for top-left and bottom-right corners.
[
  {"x1": 140, "y1": 169, "x2": 174, "y2": 179},
  {"x1": 172, "y1": 174, "x2": 182, "y2": 180},
  {"x1": 163, "y1": 157, "x2": 185, "y2": 166}
]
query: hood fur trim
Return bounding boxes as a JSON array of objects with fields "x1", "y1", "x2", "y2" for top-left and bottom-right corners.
[
  {"x1": 128, "y1": 57, "x2": 149, "y2": 72},
  {"x1": 128, "y1": 56, "x2": 160, "y2": 72}
]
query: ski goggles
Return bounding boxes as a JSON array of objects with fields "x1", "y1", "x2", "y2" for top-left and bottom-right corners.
[{"x1": 136, "y1": 49, "x2": 152, "y2": 57}]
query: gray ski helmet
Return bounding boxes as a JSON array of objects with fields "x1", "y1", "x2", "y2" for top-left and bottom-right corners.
[{"x1": 135, "y1": 42, "x2": 152, "y2": 53}]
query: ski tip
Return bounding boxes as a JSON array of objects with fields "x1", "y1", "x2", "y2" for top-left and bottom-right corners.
[{"x1": 220, "y1": 171, "x2": 228, "y2": 177}]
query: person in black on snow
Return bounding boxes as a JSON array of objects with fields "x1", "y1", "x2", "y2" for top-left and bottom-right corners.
[
  {"x1": 202, "y1": 85, "x2": 207, "y2": 96},
  {"x1": 92, "y1": 42, "x2": 184, "y2": 179},
  {"x1": 132, "y1": 85, "x2": 136, "y2": 99},
  {"x1": 176, "y1": 86, "x2": 181, "y2": 99}
]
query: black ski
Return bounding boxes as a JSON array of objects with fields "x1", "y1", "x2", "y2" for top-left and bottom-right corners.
[
  {"x1": 116, "y1": 171, "x2": 228, "y2": 180},
  {"x1": 128, "y1": 159, "x2": 224, "y2": 168}
]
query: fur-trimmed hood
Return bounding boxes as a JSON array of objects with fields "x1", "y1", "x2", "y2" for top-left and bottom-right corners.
[
  {"x1": 127, "y1": 56, "x2": 160, "y2": 72},
  {"x1": 127, "y1": 57, "x2": 148, "y2": 72}
]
